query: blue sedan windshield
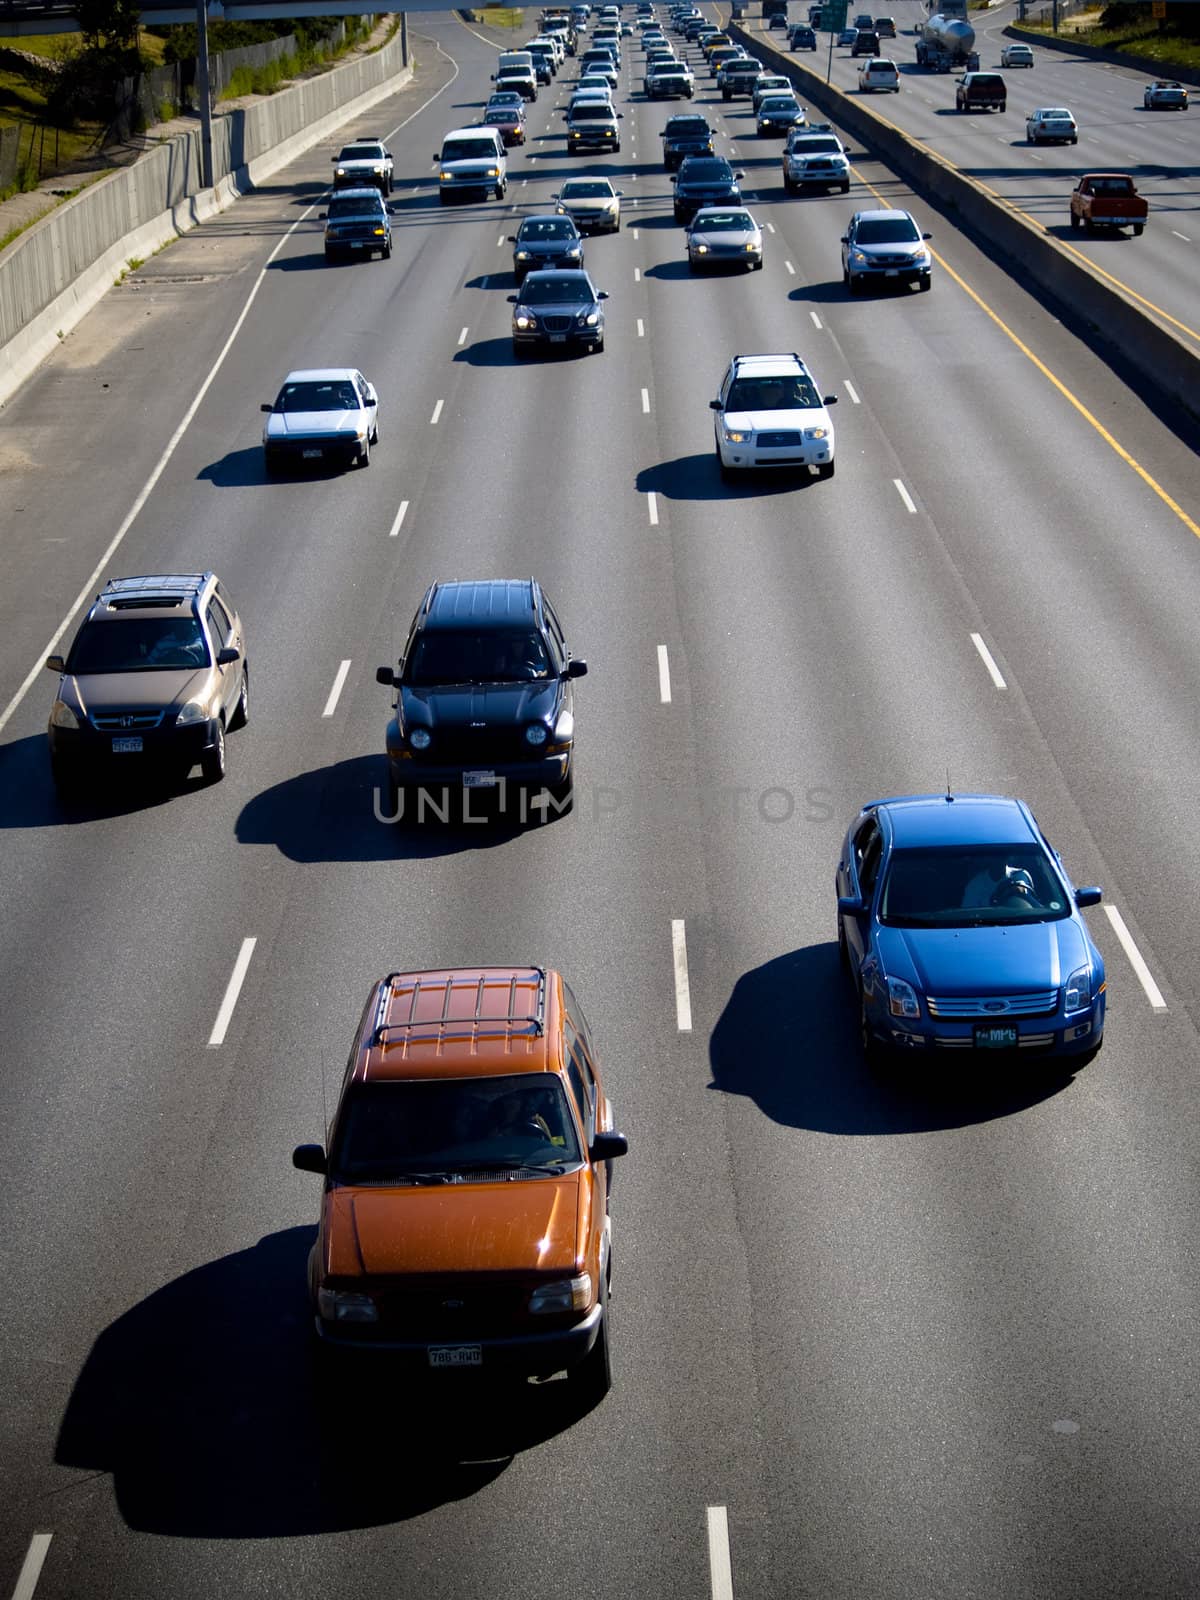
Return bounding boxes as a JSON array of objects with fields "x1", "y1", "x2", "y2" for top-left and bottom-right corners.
[{"x1": 879, "y1": 845, "x2": 1071, "y2": 928}]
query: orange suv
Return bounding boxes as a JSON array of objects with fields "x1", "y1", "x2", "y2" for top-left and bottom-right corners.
[{"x1": 293, "y1": 967, "x2": 628, "y2": 1402}]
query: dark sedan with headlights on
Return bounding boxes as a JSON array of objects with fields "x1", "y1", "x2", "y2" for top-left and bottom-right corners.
[
  {"x1": 508, "y1": 269, "x2": 608, "y2": 357},
  {"x1": 671, "y1": 156, "x2": 745, "y2": 224},
  {"x1": 686, "y1": 207, "x2": 763, "y2": 271},
  {"x1": 510, "y1": 215, "x2": 585, "y2": 280}
]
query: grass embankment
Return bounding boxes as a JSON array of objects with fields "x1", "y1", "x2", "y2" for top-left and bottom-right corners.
[
  {"x1": 1014, "y1": 10, "x2": 1200, "y2": 68},
  {"x1": 218, "y1": 16, "x2": 373, "y2": 101},
  {"x1": 469, "y1": 10, "x2": 528, "y2": 28}
]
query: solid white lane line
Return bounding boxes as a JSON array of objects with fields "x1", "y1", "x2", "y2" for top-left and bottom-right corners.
[
  {"x1": 10, "y1": 1535, "x2": 52, "y2": 1600},
  {"x1": 1104, "y1": 906, "x2": 1167, "y2": 1011},
  {"x1": 969, "y1": 632, "x2": 1007, "y2": 690},
  {"x1": 388, "y1": 500, "x2": 409, "y2": 539},
  {"x1": 1172, "y1": 230, "x2": 1191, "y2": 242},
  {"x1": 207, "y1": 938, "x2": 257, "y2": 1049},
  {"x1": 893, "y1": 479, "x2": 917, "y2": 514},
  {"x1": 844, "y1": 379, "x2": 860, "y2": 404},
  {"x1": 635, "y1": 267, "x2": 642, "y2": 281},
  {"x1": 647, "y1": 491, "x2": 659, "y2": 526},
  {"x1": 641, "y1": 387, "x2": 651, "y2": 413},
  {"x1": 322, "y1": 659, "x2": 351, "y2": 718},
  {"x1": 809, "y1": 311, "x2": 821, "y2": 328},
  {"x1": 657, "y1": 644, "x2": 671, "y2": 703},
  {"x1": 784, "y1": 259, "x2": 796, "y2": 275},
  {"x1": 430, "y1": 399, "x2": 444, "y2": 425},
  {"x1": 672, "y1": 920, "x2": 693, "y2": 1032},
  {"x1": 457, "y1": 326, "x2": 468, "y2": 346},
  {"x1": 637, "y1": 317, "x2": 645, "y2": 337},
  {"x1": 706, "y1": 1506, "x2": 733, "y2": 1600}
]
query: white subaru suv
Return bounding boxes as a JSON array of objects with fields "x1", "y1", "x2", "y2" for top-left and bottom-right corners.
[{"x1": 710, "y1": 352, "x2": 838, "y2": 481}]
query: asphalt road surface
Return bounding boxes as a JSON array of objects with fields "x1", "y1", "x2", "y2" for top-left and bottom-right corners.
[{"x1": 1, "y1": 9, "x2": 1199, "y2": 1599}]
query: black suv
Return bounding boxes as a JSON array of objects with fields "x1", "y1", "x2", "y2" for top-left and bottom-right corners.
[
  {"x1": 45, "y1": 572, "x2": 248, "y2": 794},
  {"x1": 671, "y1": 156, "x2": 744, "y2": 223},
  {"x1": 376, "y1": 580, "x2": 587, "y2": 820},
  {"x1": 662, "y1": 113, "x2": 715, "y2": 170}
]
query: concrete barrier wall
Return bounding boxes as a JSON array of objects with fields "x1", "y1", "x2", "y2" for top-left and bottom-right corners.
[
  {"x1": 731, "y1": 23, "x2": 1200, "y2": 424},
  {"x1": 999, "y1": 23, "x2": 1200, "y2": 86},
  {"x1": 0, "y1": 27, "x2": 411, "y2": 405}
]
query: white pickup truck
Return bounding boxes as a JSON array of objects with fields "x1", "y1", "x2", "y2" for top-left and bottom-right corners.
[{"x1": 332, "y1": 139, "x2": 394, "y2": 195}]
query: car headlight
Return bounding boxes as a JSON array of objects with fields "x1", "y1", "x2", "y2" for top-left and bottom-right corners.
[
  {"x1": 176, "y1": 699, "x2": 210, "y2": 726},
  {"x1": 694, "y1": 242, "x2": 709, "y2": 253},
  {"x1": 525, "y1": 723, "x2": 549, "y2": 746},
  {"x1": 578, "y1": 310, "x2": 600, "y2": 326},
  {"x1": 440, "y1": 171, "x2": 454, "y2": 182},
  {"x1": 805, "y1": 427, "x2": 829, "y2": 439},
  {"x1": 409, "y1": 727, "x2": 432, "y2": 751},
  {"x1": 723, "y1": 427, "x2": 751, "y2": 444},
  {"x1": 374, "y1": 165, "x2": 385, "y2": 173},
  {"x1": 850, "y1": 249, "x2": 868, "y2": 264},
  {"x1": 745, "y1": 241, "x2": 758, "y2": 251},
  {"x1": 912, "y1": 251, "x2": 930, "y2": 266},
  {"x1": 887, "y1": 976, "x2": 921, "y2": 1019},
  {"x1": 515, "y1": 313, "x2": 535, "y2": 329},
  {"x1": 529, "y1": 1273, "x2": 592, "y2": 1314},
  {"x1": 564, "y1": 246, "x2": 581, "y2": 258},
  {"x1": 1064, "y1": 965, "x2": 1092, "y2": 1015},
  {"x1": 486, "y1": 167, "x2": 499, "y2": 177},
  {"x1": 373, "y1": 227, "x2": 386, "y2": 236},
  {"x1": 516, "y1": 250, "x2": 531, "y2": 259},
  {"x1": 556, "y1": 204, "x2": 568, "y2": 214},
  {"x1": 49, "y1": 699, "x2": 79, "y2": 730},
  {"x1": 318, "y1": 1289, "x2": 379, "y2": 1323},
  {"x1": 335, "y1": 167, "x2": 347, "y2": 177}
]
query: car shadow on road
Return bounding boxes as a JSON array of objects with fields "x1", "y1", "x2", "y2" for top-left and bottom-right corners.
[
  {"x1": 454, "y1": 337, "x2": 526, "y2": 367},
  {"x1": 643, "y1": 259, "x2": 692, "y2": 279},
  {"x1": 0, "y1": 733, "x2": 210, "y2": 826},
  {"x1": 787, "y1": 281, "x2": 859, "y2": 303},
  {"x1": 709, "y1": 945, "x2": 1075, "y2": 1135},
  {"x1": 236, "y1": 753, "x2": 563, "y2": 862},
  {"x1": 55, "y1": 1226, "x2": 583, "y2": 1537},
  {"x1": 637, "y1": 456, "x2": 820, "y2": 500}
]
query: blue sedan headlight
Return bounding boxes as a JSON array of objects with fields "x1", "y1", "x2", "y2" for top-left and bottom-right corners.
[
  {"x1": 1064, "y1": 965, "x2": 1092, "y2": 1014},
  {"x1": 887, "y1": 976, "x2": 920, "y2": 1018}
]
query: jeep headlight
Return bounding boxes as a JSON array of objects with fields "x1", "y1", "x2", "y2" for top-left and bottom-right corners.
[
  {"x1": 486, "y1": 167, "x2": 499, "y2": 177},
  {"x1": 529, "y1": 1273, "x2": 592, "y2": 1314},
  {"x1": 373, "y1": 226, "x2": 386, "y2": 236},
  {"x1": 318, "y1": 1289, "x2": 379, "y2": 1323},
  {"x1": 176, "y1": 699, "x2": 210, "y2": 726},
  {"x1": 440, "y1": 171, "x2": 453, "y2": 183},
  {"x1": 525, "y1": 723, "x2": 549, "y2": 746},
  {"x1": 409, "y1": 727, "x2": 432, "y2": 751},
  {"x1": 887, "y1": 976, "x2": 921, "y2": 1018},
  {"x1": 335, "y1": 166, "x2": 347, "y2": 177},
  {"x1": 516, "y1": 249, "x2": 531, "y2": 259},
  {"x1": 1064, "y1": 965, "x2": 1092, "y2": 1015},
  {"x1": 49, "y1": 700, "x2": 79, "y2": 730}
]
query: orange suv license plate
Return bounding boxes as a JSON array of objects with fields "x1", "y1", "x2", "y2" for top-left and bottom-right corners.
[{"x1": 429, "y1": 1345, "x2": 482, "y2": 1368}]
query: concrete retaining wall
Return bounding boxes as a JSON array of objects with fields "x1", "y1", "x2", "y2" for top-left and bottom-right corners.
[
  {"x1": 0, "y1": 26, "x2": 411, "y2": 406},
  {"x1": 1000, "y1": 23, "x2": 1200, "y2": 86},
  {"x1": 731, "y1": 23, "x2": 1200, "y2": 424}
]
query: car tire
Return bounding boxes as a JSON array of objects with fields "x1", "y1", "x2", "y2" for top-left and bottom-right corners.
[
  {"x1": 264, "y1": 448, "x2": 282, "y2": 477},
  {"x1": 571, "y1": 1290, "x2": 612, "y2": 1409},
  {"x1": 848, "y1": 273, "x2": 861, "y2": 295},
  {"x1": 920, "y1": 273, "x2": 931, "y2": 292},
  {"x1": 1134, "y1": 223, "x2": 1144, "y2": 236},
  {"x1": 999, "y1": 101, "x2": 1006, "y2": 111},
  {"x1": 1070, "y1": 135, "x2": 1077, "y2": 144},
  {"x1": 382, "y1": 243, "x2": 392, "y2": 259},
  {"x1": 860, "y1": 995, "x2": 888, "y2": 1070},
  {"x1": 229, "y1": 666, "x2": 249, "y2": 731},
  {"x1": 200, "y1": 720, "x2": 226, "y2": 784},
  {"x1": 49, "y1": 756, "x2": 77, "y2": 801},
  {"x1": 841, "y1": 181, "x2": 850, "y2": 193},
  {"x1": 358, "y1": 436, "x2": 370, "y2": 468},
  {"x1": 817, "y1": 461, "x2": 835, "y2": 479},
  {"x1": 1070, "y1": 210, "x2": 1081, "y2": 229}
]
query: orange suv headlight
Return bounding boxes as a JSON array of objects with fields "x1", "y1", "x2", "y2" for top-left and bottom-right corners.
[
  {"x1": 529, "y1": 1273, "x2": 592, "y2": 1314},
  {"x1": 318, "y1": 1289, "x2": 379, "y2": 1323}
]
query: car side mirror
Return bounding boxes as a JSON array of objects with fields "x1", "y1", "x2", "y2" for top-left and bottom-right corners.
[
  {"x1": 735, "y1": 170, "x2": 745, "y2": 179},
  {"x1": 669, "y1": 174, "x2": 678, "y2": 182},
  {"x1": 376, "y1": 666, "x2": 399, "y2": 686},
  {"x1": 922, "y1": 231, "x2": 932, "y2": 240},
  {"x1": 318, "y1": 211, "x2": 327, "y2": 220},
  {"x1": 1075, "y1": 887, "x2": 1103, "y2": 909},
  {"x1": 709, "y1": 399, "x2": 722, "y2": 410},
  {"x1": 260, "y1": 402, "x2": 274, "y2": 413},
  {"x1": 216, "y1": 646, "x2": 240, "y2": 666},
  {"x1": 386, "y1": 205, "x2": 396, "y2": 216},
  {"x1": 432, "y1": 154, "x2": 440, "y2": 162},
  {"x1": 567, "y1": 658, "x2": 589, "y2": 678},
  {"x1": 597, "y1": 290, "x2": 609, "y2": 300},
  {"x1": 838, "y1": 895, "x2": 866, "y2": 916},
  {"x1": 331, "y1": 155, "x2": 338, "y2": 163},
  {"x1": 590, "y1": 1130, "x2": 629, "y2": 1162},
  {"x1": 508, "y1": 235, "x2": 517, "y2": 242},
  {"x1": 507, "y1": 293, "x2": 518, "y2": 303},
  {"x1": 823, "y1": 394, "x2": 838, "y2": 405},
  {"x1": 292, "y1": 1143, "x2": 327, "y2": 1175},
  {"x1": 839, "y1": 233, "x2": 849, "y2": 243},
  {"x1": 617, "y1": 189, "x2": 625, "y2": 196},
  {"x1": 45, "y1": 654, "x2": 65, "y2": 674},
  {"x1": 365, "y1": 395, "x2": 377, "y2": 406}
]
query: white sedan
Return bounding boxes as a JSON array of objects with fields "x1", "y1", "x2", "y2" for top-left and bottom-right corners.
[
  {"x1": 1026, "y1": 106, "x2": 1078, "y2": 144},
  {"x1": 261, "y1": 367, "x2": 378, "y2": 474}
]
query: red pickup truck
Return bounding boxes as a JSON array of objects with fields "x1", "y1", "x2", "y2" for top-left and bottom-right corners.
[{"x1": 1069, "y1": 173, "x2": 1148, "y2": 236}]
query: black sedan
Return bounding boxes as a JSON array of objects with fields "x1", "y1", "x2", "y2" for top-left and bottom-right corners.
[
  {"x1": 671, "y1": 156, "x2": 745, "y2": 223},
  {"x1": 508, "y1": 269, "x2": 609, "y2": 356},
  {"x1": 510, "y1": 215, "x2": 585, "y2": 280}
]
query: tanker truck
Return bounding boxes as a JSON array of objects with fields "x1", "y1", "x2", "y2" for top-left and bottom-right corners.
[{"x1": 915, "y1": 11, "x2": 979, "y2": 71}]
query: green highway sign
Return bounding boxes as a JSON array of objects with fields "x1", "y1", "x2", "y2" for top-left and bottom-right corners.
[{"x1": 821, "y1": 0, "x2": 849, "y2": 29}]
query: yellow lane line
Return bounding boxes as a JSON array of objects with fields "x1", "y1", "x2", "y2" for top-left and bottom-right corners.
[{"x1": 847, "y1": 167, "x2": 1200, "y2": 538}]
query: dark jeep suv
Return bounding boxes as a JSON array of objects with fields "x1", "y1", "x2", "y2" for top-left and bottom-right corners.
[
  {"x1": 45, "y1": 571, "x2": 248, "y2": 793},
  {"x1": 376, "y1": 580, "x2": 587, "y2": 821},
  {"x1": 662, "y1": 113, "x2": 716, "y2": 170}
]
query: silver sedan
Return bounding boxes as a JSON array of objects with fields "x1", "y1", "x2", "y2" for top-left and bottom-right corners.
[
  {"x1": 686, "y1": 207, "x2": 764, "y2": 272},
  {"x1": 261, "y1": 367, "x2": 379, "y2": 473}
]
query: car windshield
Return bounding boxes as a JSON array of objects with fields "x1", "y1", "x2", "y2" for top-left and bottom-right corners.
[
  {"x1": 327, "y1": 194, "x2": 383, "y2": 218},
  {"x1": 485, "y1": 110, "x2": 517, "y2": 123},
  {"x1": 571, "y1": 103, "x2": 615, "y2": 118},
  {"x1": 331, "y1": 1075, "x2": 583, "y2": 1182},
  {"x1": 854, "y1": 216, "x2": 920, "y2": 243},
  {"x1": 69, "y1": 617, "x2": 208, "y2": 674},
  {"x1": 441, "y1": 138, "x2": 498, "y2": 162},
  {"x1": 878, "y1": 845, "x2": 1071, "y2": 928},
  {"x1": 521, "y1": 218, "x2": 577, "y2": 239},
  {"x1": 340, "y1": 145, "x2": 381, "y2": 161},
  {"x1": 695, "y1": 211, "x2": 753, "y2": 231},
  {"x1": 681, "y1": 160, "x2": 732, "y2": 181},
  {"x1": 563, "y1": 182, "x2": 613, "y2": 197},
  {"x1": 668, "y1": 118, "x2": 710, "y2": 133},
  {"x1": 277, "y1": 379, "x2": 359, "y2": 411},
  {"x1": 726, "y1": 374, "x2": 821, "y2": 410},
  {"x1": 405, "y1": 628, "x2": 555, "y2": 684},
  {"x1": 792, "y1": 137, "x2": 842, "y2": 152},
  {"x1": 762, "y1": 97, "x2": 799, "y2": 110},
  {"x1": 1039, "y1": 108, "x2": 1072, "y2": 117}
]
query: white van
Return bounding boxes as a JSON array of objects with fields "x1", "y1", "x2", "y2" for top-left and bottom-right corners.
[{"x1": 434, "y1": 126, "x2": 508, "y2": 203}]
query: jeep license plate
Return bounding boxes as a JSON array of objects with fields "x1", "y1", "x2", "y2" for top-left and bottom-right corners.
[
  {"x1": 975, "y1": 1024, "x2": 1018, "y2": 1050},
  {"x1": 463, "y1": 771, "x2": 497, "y2": 788},
  {"x1": 429, "y1": 1345, "x2": 482, "y2": 1368},
  {"x1": 112, "y1": 736, "x2": 142, "y2": 753}
]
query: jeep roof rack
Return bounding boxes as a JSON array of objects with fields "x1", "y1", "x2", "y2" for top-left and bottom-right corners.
[{"x1": 372, "y1": 968, "x2": 547, "y2": 1047}]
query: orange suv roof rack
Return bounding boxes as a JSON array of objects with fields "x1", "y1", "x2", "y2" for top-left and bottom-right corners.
[{"x1": 372, "y1": 967, "x2": 546, "y2": 1048}]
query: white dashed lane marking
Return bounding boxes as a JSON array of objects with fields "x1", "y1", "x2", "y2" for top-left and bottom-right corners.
[
  {"x1": 637, "y1": 317, "x2": 645, "y2": 337},
  {"x1": 893, "y1": 479, "x2": 917, "y2": 514},
  {"x1": 784, "y1": 259, "x2": 795, "y2": 275},
  {"x1": 208, "y1": 938, "x2": 257, "y2": 1049},
  {"x1": 641, "y1": 387, "x2": 651, "y2": 413},
  {"x1": 430, "y1": 399, "x2": 444, "y2": 425},
  {"x1": 657, "y1": 645, "x2": 671, "y2": 703},
  {"x1": 809, "y1": 311, "x2": 821, "y2": 328},
  {"x1": 969, "y1": 633, "x2": 1007, "y2": 690},
  {"x1": 10, "y1": 1535, "x2": 52, "y2": 1600},
  {"x1": 457, "y1": 326, "x2": 468, "y2": 346},
  {"x1": 322, "y1": 659, "x2": 351, "y2": 718},
  {"x1": 647, "y1": 491, "x2": 659, "y2": 526},
  {"x1": 672, "y1": 920, "x2": 693, "y2": 1032},
  {"x1": 844, "y1": 379, "x2": 860, "y2": 404},
  {"x1": 706, "y1": 1506, "x2": 733, "y2": 1599},
  {"x1": 388, "y1": 501, "x2": 409, "y2": 539}
]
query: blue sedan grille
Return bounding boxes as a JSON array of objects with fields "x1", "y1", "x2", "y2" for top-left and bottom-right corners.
[{"x1": 927, "y1": 991, "x2": 1059, "y2": 1018}]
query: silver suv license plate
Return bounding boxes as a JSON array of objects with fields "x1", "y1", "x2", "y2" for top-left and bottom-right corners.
[{"x1": 429, "y1": 1345, "x2": 482, "y2": 1368}]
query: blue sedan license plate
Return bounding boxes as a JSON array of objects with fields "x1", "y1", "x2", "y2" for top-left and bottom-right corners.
[{"x1": 975, "y1": 1024, "x2": 1018, "y2": 1049}]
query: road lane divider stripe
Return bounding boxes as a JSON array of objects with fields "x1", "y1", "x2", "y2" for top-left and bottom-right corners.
[
  {"x1": 430, "y1": 399, "x2": 444, "y2": 425},
  {"x1": 635, "y1": 267, "x2": 642, "y2": 282},
  {"x1": 641, "y1": 387, "x2": 651, "y2": 413},
  {"x1": 1172, "y1": 231, "x2": 1190, "y2": 243},
  {"x1": 633, "y1": 227, "x2": 640, "y2": 240},
  {"x1": 969, "y1": 632, "x2": 1007, "y2": 690},
  {"x1": 672, "y1": 921, "x2": 693, "y2": 1032},
  {"x1": 457, "y1": 326, "x2": 468, "y2": 346},
  {"x1": 706, "y1": 1506, "x2": 734, "y2": 1600},
  {"x1": 10, "y1": 1535, "x2": 52, "y2": 1600},
  {"x1": 497, "y1": 233, "x2": 505, "y2": 246},
  {"x1": 784, "y1": 259, "x2": 795, "y2": 275},
  {"x1": 388, "y1": 500, "x2": 409, "y2": 539},
  {"x1": 657, "y1": 644, "x2": 671, "y2": 703},
  {"x1": 1103, "y1": 906, "x2": 1167, "y2": 1011},
  {"x1": 844, "y1": 380, "x2": 860, "y2": 404},
  {"x1": 647, "y1": 491, "x2": 659, "y2": 526},
  {"x1": 322, "y1": 660, "x2": 351, "y2": 718},
  {"x1": 893, "y1": 479, "x2": 917, "y2": 514},
  {"x1": 208, "y1": 938, "x2": 257, "y2": 1049},
  {"x1": 637, "y1": 318, "x2": 645, "y2": 338},
  {"x1": 810, "y1": 311, "x2": 821, "y2": 328}
]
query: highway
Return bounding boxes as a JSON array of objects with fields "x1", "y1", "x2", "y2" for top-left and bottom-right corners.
[
  {"x1": 1, "y1": 8, "x2": 1199, "y2": 1597},
  {"x1": 753, "y1": 0, "x2": 1200, "y2": 348}
]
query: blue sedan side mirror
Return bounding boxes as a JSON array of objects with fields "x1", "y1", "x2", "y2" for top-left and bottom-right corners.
[
  {"x1": 838, "y1": 895, "x2": 866, "y2": 916},
  {"x1": 1074, "y1": 887, "x2": 1103, "y2": 908}
]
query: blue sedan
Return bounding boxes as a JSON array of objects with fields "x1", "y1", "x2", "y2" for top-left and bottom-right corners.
[{"x1": 835, "y1": 793, "x2": 1106, "y2": 1065}]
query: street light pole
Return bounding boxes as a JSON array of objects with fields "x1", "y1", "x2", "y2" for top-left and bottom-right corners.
[{"x1": 196, "y1": 0, "x2": 213, "y2": 190}]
